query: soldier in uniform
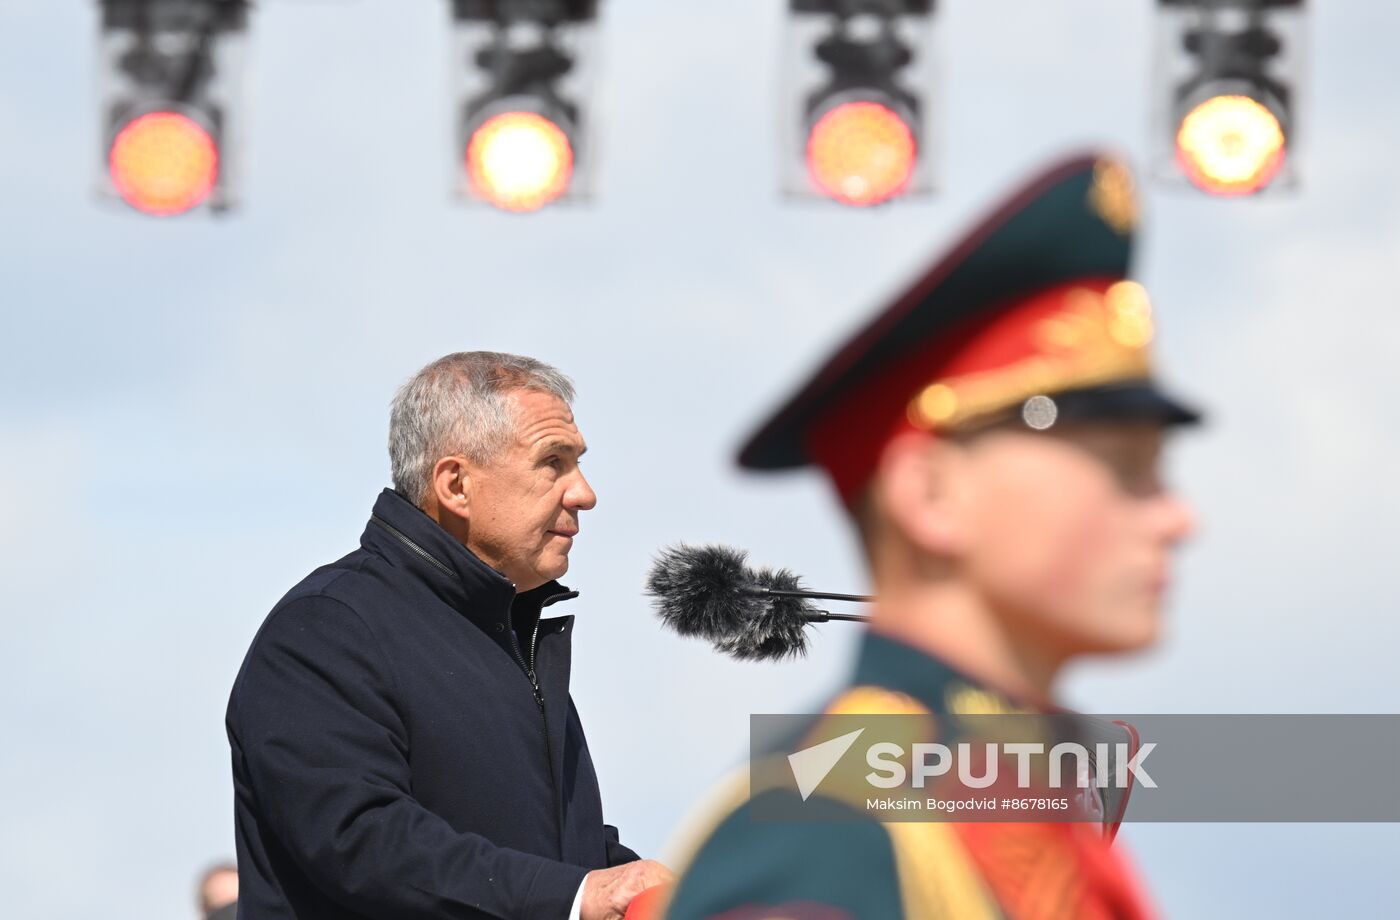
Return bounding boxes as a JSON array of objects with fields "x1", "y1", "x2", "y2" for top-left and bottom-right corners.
[{"x1": 657, "y1": 153, "x2": 1200, "y2": 920}]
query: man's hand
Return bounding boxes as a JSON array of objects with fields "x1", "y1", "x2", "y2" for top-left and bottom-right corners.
[{"x1": 580, "y1": 859, "x2": 674, "y2": 920}]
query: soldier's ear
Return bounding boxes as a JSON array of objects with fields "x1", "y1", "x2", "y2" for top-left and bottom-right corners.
[{"x1": 873, "y1": 432, "x2": 973, "y2": 559}]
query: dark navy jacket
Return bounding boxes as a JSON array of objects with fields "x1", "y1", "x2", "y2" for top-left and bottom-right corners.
[{"x1": 227, "y1": 489, "x2": 638, "y2": 919}]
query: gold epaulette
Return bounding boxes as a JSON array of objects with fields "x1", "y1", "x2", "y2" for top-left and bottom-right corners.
[
  {"x1": 807, "y1": 686, "x2": 1004, "y2": 920},
  {"x1": 660, "y1": 687, "x2": 1007, "y2": 920}
]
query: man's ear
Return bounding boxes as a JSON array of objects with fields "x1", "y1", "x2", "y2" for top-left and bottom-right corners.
[
  {"x1": 430, "y1": 455, "x2": 472, "y2": 519},
  {"x1": 872, "y1": 431, "x2": 973, "y2": 558}
]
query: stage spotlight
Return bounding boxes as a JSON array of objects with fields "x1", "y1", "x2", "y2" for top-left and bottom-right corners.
[
  {"x1": 97, "y1": 0, "x2": 248, "y2": 217},
  {"x1": 807, "y1": 98, "x2": 917, "y2": 206},
  {"x1": 1176, "y1": 93, "x2": 1285, "y2": 195},
  {"x1": 1154, "y1": 0, "x2": 1306, "y2": 197},
  {"x1": 109, "y1": 110, "x2": 219, "y2": 216},
  {"x1": 451, "y1": 0, "x2": 599, "y2": 212},
  {"x1": 782, "y1": 1, "x2": 939, "y2": 207},
  {"x1": 465, "y1": 109, "x2": 574, "y2": 212}
]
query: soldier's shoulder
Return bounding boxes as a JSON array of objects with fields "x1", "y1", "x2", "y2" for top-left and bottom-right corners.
[
  {"x1": 660, "y1": 681, "x2": 1009, "y2": 920},
  {"x1": 664, "y1": 788, "x2": 903, "y2": 920}
]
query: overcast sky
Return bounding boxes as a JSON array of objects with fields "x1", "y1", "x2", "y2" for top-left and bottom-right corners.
[{"x1": 3, "y1": 1, "x2": 1399, "y2": 918}]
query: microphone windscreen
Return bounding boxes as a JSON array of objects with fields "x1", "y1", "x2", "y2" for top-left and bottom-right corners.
[
  {"x1": 646, "y1": 543, "x2": 764, "y2": 642},
  {"x1": 723, "y1": 565, "x2": 814, "y2": 661}
]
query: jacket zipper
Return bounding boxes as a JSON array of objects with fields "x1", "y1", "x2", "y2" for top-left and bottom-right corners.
[
  {"x1": 370, "y1": 511, "x2": 571, "y2": 852},
  {"x1": 369, "y1": 515, "x2": 456, "y2": 578},
  {"x1": 510, "y1": 619, "x2": 545, "y2": 713},
  {"x1": 522, "y1": 588, "x2": 577, "y2": 707},
  {"x1": 525, "y1": 589, "x2": 577, "y2": 706}
]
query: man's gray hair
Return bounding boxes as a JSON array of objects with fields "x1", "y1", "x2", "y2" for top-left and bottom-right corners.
[{"x1": 389, "y1": 352, "x2": 576, "y2": 506}]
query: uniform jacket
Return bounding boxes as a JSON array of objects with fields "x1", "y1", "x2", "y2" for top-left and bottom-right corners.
[
  {"x1": 227, "y1": 488, "x2": 638, "y2": 920},
  {"x1": 661, "y1": 632, "x2": 1155, "y2": 920}
]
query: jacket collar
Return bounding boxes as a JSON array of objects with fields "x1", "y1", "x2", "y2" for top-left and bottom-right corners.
[
  {"x1": 360, "y1": 488, "x2": 576, "y2": 636},
  {"x1": 852, "y1": 629, "x2": 1050, "y2": 716}
]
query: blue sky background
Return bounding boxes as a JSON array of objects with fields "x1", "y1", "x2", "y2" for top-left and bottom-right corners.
[{"x1": 2, "y1": 1, "x2": 1398, "y2": 917}]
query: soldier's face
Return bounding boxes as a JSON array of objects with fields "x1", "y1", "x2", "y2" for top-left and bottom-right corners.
[
  {"x1": 959, "y1": 422, "x2": 1195, "y2": 654},
  {"x1": 460, "y1": 390, "x2": 597, "y2": 592}
]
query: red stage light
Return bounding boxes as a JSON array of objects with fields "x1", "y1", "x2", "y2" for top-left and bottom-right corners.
[
  {"x1": 806, "y1": 100, "x2": 916, "y2": 207},
  {"x1": 108, "y1": 111, "x2": 219, "y2": 216}
]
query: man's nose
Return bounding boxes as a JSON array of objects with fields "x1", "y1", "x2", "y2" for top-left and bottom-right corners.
[{"x1": 567, "y1": 470, "x2": 597, "y2": 512}]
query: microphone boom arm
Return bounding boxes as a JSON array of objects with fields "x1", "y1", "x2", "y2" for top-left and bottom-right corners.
[
  {"x1": 805, "y1": 610, "x2": 871, "y2": 623},
  {"x1": 741, "y1": 586, "x2": 875, "y2": 604}
]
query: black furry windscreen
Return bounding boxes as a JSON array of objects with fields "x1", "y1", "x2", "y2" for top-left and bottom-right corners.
[
  {"x1": 645, "y1": 543, "x2": 762, "y2": 641},
  {"x1": 646, "y1": 543, "x2": 815, "y2": 661},
  {"x1": 721, "y1": 565, "x2": 813, "y2": 661}
]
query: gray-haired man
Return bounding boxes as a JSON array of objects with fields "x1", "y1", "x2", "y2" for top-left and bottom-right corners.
[{"x1": 227, "y1": 352, "x2": 672, "y2": 920}]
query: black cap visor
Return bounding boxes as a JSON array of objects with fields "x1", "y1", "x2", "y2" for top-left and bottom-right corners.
[{"x1": 1027, "y1": 380, "x2": 1202, "y2": 428}]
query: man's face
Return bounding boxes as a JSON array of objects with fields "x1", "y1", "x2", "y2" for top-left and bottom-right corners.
[
  {"x1": 955, "y1": 421, "x2": 1194, "y2": 655},
  {"x1": 461, "y1": 389, "x2": 596, "y2": 592}
]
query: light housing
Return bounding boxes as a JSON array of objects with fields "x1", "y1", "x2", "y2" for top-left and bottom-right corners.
[
  {"x1": 1153, "y1": 0, "x2": 1306, "y2": 197},
  {"x1": 451, "y1": 0, "x2": 599, "y2": 212},
  {"x1": 96, "y1": 0, "x2": 248, "y2": 217},
  {"x1": 782, "y1": 0, "x2": 939, "y2": 207}
]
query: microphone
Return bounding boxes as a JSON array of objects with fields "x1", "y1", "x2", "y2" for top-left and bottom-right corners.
[{"x1": 645, "y1": 543, "x2": 871, "y2": 662}]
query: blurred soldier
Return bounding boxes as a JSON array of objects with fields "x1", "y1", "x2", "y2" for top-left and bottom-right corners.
[{"x1": 660, "y1": 153, "x2": 1199, "y2": 920}]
